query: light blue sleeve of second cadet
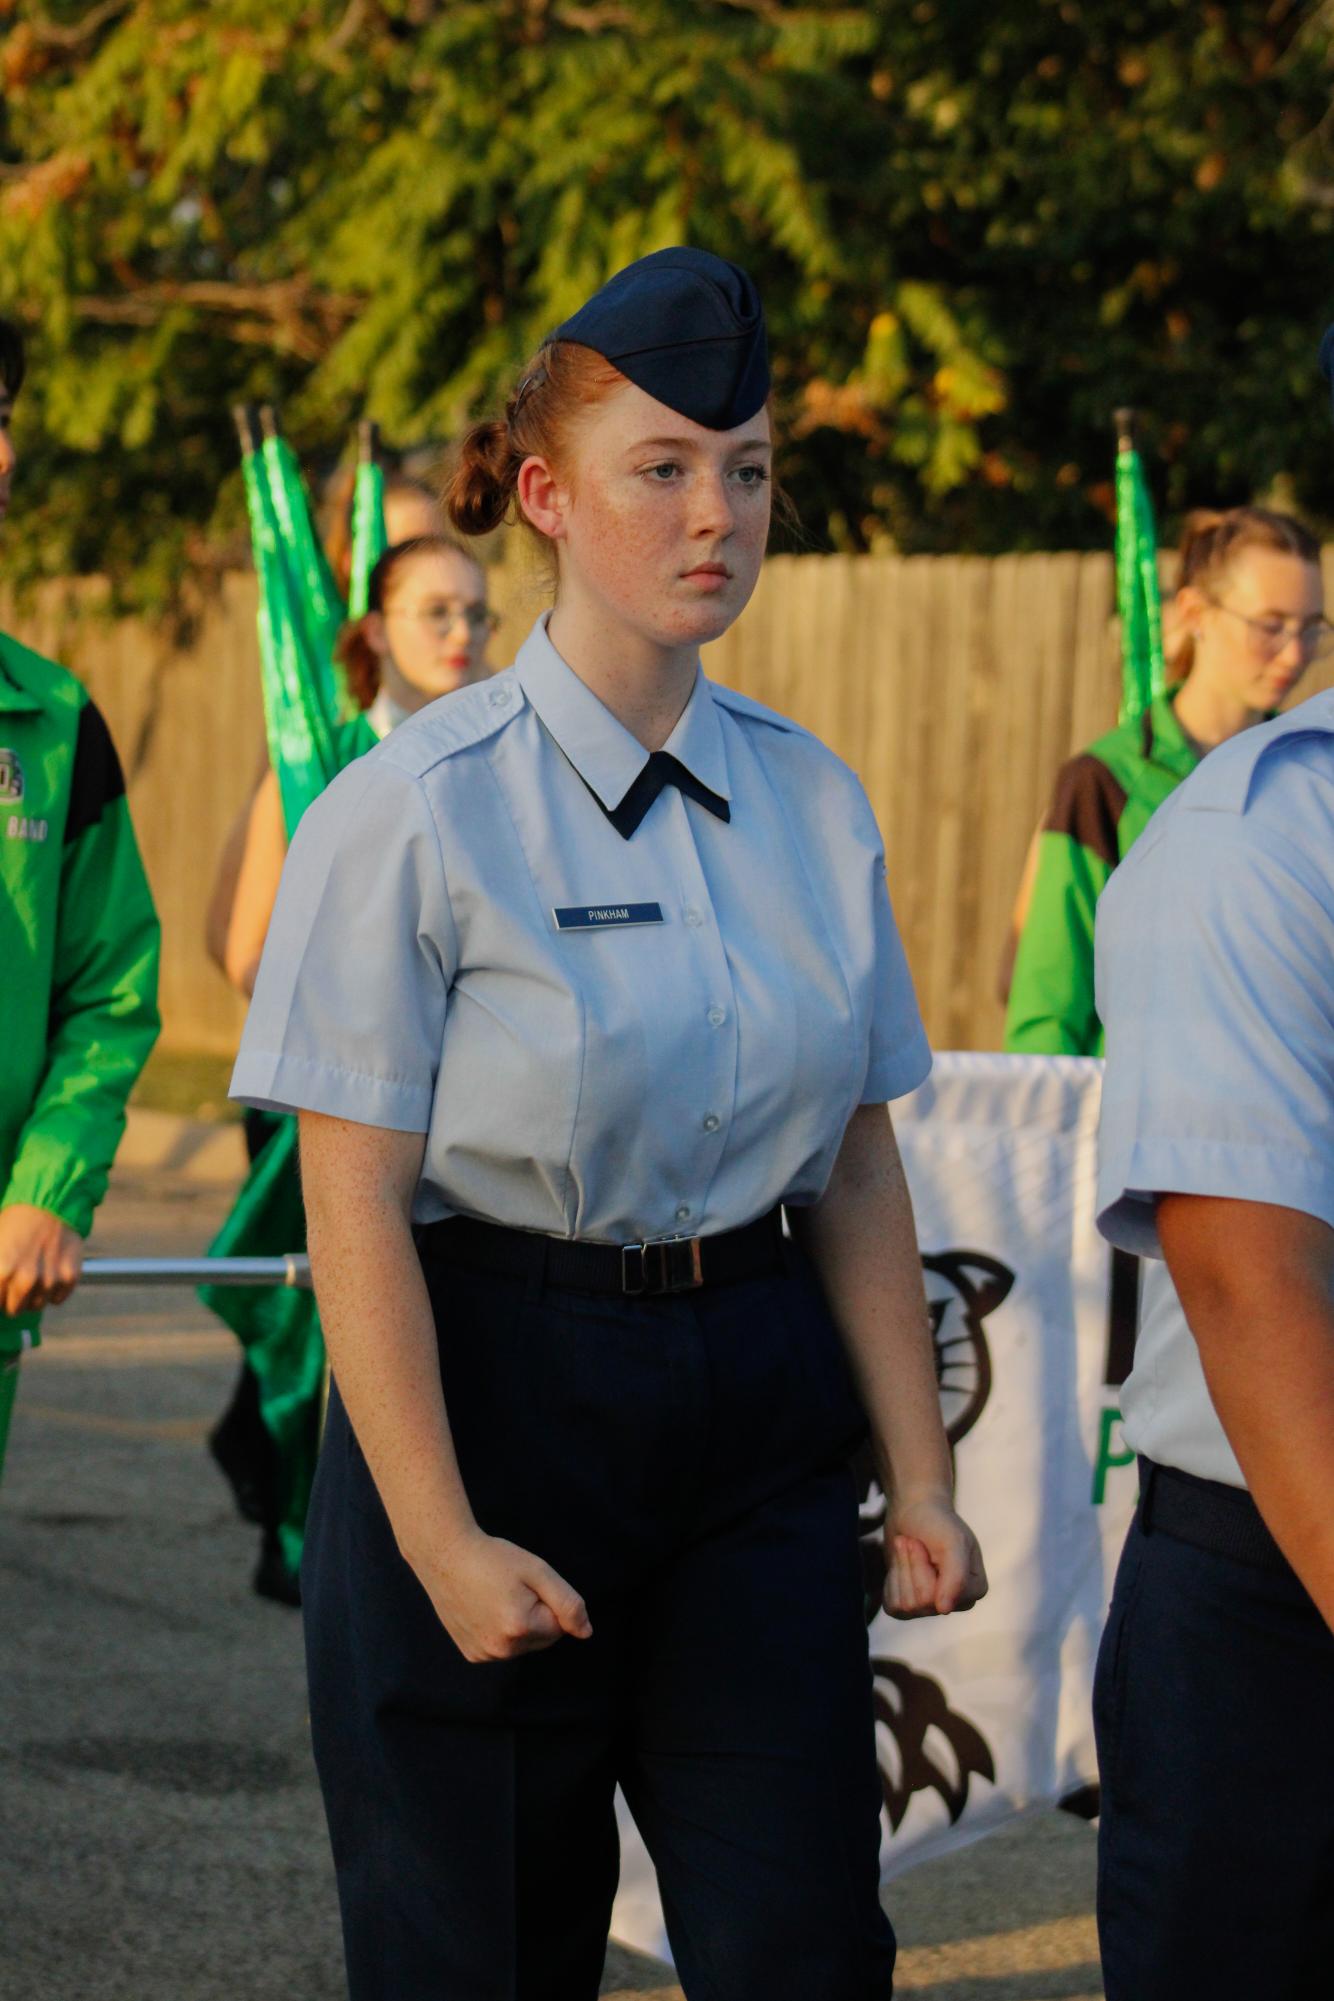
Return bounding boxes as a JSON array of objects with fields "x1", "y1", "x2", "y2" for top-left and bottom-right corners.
[
  {"x1": 1095, "y1": 786, "x2": 1334, "y2": 1260},
  {"x1": 230, "y1": 754, "x2": 458, "y2": 1132}
]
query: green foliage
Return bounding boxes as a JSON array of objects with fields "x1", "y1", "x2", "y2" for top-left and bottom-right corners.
[{"x1": 1, "y1": 0, "x2": 1333, "y2": 608}]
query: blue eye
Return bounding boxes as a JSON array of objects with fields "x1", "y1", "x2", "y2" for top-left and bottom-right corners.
[{"x1": 731, "y1": 463, "x2": 770, "y2": 487}]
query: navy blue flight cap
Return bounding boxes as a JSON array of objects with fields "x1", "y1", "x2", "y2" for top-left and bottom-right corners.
[
  {"x1": 1320, "y1": 323, "x2": 1334, "y2": 420},
  {"x1": 552, "y1": 248, "x2": 769, "y2": 432}
]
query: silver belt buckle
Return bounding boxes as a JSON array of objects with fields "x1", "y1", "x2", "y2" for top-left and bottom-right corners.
[{"x1": 621, "y1": 1234, "x2": 705, "y2": 1297}]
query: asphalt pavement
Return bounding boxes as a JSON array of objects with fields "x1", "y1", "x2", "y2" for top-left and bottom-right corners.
[{"x1": 0, "y1": 1118, "x2": 1101, "y2": 2000}]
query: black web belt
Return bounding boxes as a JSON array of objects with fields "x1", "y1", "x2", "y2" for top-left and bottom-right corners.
[
  {"x1": 416, "y1": 1207, "x2": 785, "y2": 1298},
  {"x1": 1138, "y1": 1457, "x2": 1291, "y2": 1575}
]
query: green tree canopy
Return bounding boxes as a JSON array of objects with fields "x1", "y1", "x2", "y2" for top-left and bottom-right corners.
[{"x1": 2, "y1": 0, "x2": 1333, "y2": 609}]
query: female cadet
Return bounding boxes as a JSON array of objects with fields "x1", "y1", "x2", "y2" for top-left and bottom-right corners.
[
  {"x1": 1004, "y1": 506, "x2": 1328, "y2": 1053},
  {"x1": 232, "y1": 248, "x2": 986, "y2": 2000}
]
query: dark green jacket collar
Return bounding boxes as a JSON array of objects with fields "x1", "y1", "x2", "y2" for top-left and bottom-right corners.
[
  {"x1": 1140, "y1": 689, "x2": 1199, "y2": 783},
  {"x1": 0, "y1": 632, "x2": 49, "y2": 714}
]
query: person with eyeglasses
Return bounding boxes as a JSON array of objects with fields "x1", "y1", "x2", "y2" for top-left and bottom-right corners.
[
  {"x1": 203, "y1": 534, "x2": 494, "y2": 1603},
  {"x1": 1005, "y1": 505, "x2": 1327, "y2": 1055}
]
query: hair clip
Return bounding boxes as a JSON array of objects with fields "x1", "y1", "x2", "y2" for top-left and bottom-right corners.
[{"x1": 512, "y1": 365, "x2": 547, "y2": 416}]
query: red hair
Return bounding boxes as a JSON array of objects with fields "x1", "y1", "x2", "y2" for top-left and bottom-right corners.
[{"x1": 445, "y1": 342, "x2": 627, "y2": 539}]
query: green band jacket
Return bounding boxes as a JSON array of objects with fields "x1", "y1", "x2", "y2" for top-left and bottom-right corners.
[
  {"x1": 0, "y1": 631, "x2": 160, "y2": 1352},
  {"x1": 1004, "y1": 693, "x2": 1198, "y2": 1057}
]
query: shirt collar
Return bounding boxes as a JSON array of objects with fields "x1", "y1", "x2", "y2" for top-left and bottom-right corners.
[
  {"x1": 513, "y1": 615, "x2": 731, "y2": 811},
  {"x1": 367, "y1": 686, "x2": 409, "y2": 741},
  {"x1": 1186, "y1": 686, "x2": 1334, "y2": 815}
]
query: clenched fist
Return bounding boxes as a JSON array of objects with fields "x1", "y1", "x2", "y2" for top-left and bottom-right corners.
[{"x1": 0, "y1": 1204, "x2": 84, "y2": 1317}]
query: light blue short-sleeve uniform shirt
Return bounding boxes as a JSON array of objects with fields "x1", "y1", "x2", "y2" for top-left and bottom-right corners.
[
  {"x1": 232, "y1": 617, "x2": 931, "y2": 1244},
  {"x1": 1095, "y1": 691, "x2": 1334, "y2": 1486}
]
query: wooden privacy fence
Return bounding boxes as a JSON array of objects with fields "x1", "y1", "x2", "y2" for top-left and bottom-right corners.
[{"x1": 6, "y1": 550, "x2": 1333, "y2": 1059}]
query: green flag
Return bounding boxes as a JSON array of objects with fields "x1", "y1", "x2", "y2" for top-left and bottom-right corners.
[
  {"x1": 347, "y1": 420, "x2": 388, "y2": 621},
  {"x1": 215, "y1": 414, "x2": 385, "y2": 1580},
  {"x1": 1113, "y1": 410, "x2": 1166, "y2": 724},
  {"x1": 234, "y1": 408, "x2": 342, "y2": 837},
  {"x1": 198, "y1": 1117, "x2": 323, "y2": 1576},
  {"x1": 259, "y1": 415, "x2": 351, "y2": 760}
]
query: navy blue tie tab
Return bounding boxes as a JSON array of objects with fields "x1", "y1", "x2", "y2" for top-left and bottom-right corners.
[{"x1": 599, "y1": 751, "x2": 730, "y2": 840}]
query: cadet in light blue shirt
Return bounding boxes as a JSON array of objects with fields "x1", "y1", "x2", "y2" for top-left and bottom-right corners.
[
  {"x1": 1093, "y1": 687, "x2": 1334, "y2": 2000},
  {"x1": 233, "y1": 611, "x2": 930, "y2": 1244},
  {"x1": 234, "y1": 249, "x2": 986, "y2": 2001}
]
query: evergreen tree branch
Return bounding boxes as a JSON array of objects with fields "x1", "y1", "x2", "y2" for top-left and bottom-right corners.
[{"x1": 70, "y1": 281, "x2": 361, "y2": 363}]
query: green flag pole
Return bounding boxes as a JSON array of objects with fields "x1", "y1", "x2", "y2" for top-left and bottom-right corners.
[
  {"x1": 347, "y1": 419, "x2": 388, "y2": 621},
  {"x1": 1113, "y1": 407, "x2": 1167, "y2": 724}
]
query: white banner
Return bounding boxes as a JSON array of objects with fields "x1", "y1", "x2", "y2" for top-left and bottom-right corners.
[{"x1": 611, "y1": 1051, "x2": 1140, "y2": 1956}]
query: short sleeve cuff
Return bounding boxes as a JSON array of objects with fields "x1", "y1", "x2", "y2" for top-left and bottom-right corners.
[
  {"x1": 230, "y1": 1050, "x2": 433, "y2": 1133},
  {"x1": 861, "y1": 1029, "x2": 933, "y2": 1106},
  {"x1": 1098, "y1": 1136, "x2": 1334, "y2": 1258}
]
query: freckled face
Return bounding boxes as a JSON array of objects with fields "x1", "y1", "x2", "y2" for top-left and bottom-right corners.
[{"x1": 554, "y1": 382, "x2": 772, "y2": 651}]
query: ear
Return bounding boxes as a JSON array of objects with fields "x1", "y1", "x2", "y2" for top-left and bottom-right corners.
[
  {"x1": 516, "y1": 455, "x2": 569, "y2": 542},
  {"x1": 1174, "y1": 584, "x2": 1207, "y2": 636},
  {"x1": 363, "y1": 611, "x2": 390, "y2": 662}
]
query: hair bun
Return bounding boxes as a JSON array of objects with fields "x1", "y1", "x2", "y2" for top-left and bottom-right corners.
[{"x1": 446, "y1": 419, "x2": 519, "y2": 537}]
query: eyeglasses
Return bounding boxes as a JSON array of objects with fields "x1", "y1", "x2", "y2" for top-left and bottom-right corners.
[
  {"x1": 388, "y1": 600, "x2": 498, "y2": 636},
  {"x1": 1204, "y1": 595, "x2": 1334, "y2": 662}
]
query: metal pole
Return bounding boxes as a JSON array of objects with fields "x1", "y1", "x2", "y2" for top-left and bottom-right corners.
[
  {"x1": 232, "y1": 403, "x2": 262, "y2": 456},
  {"x1": 79, "y1": 1256, "x2": 312, "y2": 1290}
]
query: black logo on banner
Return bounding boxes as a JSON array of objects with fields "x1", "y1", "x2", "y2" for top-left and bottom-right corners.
[
  {"x1": 871, "y1": 1657, "x2": 998, "y2": 1831},
  {"x1": 924, "y1": 1249, "x2": 1011, "y2": 1446}
]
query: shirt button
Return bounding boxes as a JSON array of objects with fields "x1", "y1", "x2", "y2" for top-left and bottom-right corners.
[
  {"x1": 675, "y1": 1204, "x2": 692, "y2": 1224},
  {"x1": 707, "y1": 1006, "x2": 726, "y2": 1027},
  {"x1": 684, "y1": 906, "x2": 703, "y2": 927},
  {"x1": 488, "y1": 685, "x2": 513, "y2": 709},
  {"x1": 702, "y1": 1112, "x2": 721, "y2": 1133}
]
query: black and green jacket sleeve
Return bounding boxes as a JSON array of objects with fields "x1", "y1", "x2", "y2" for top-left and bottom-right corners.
[
  {"x1": 1003, "y1": 754, "x2": 1122, "y2": 1056},
  {"x1": 1004, "y1": 696, "x2": 1199, "y2": 1058},
  {"x1": 3, "y1": 696, "x2": 161, "y2": 1240}
]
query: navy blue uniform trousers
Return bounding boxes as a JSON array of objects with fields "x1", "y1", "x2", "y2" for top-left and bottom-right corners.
[
  {"x1": 302, "y1": 1237, "x2": 897, "y2": 2000},
  {"x1": 1094, "y1": 1499, "x2": 1334, "y2": 1999}
]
